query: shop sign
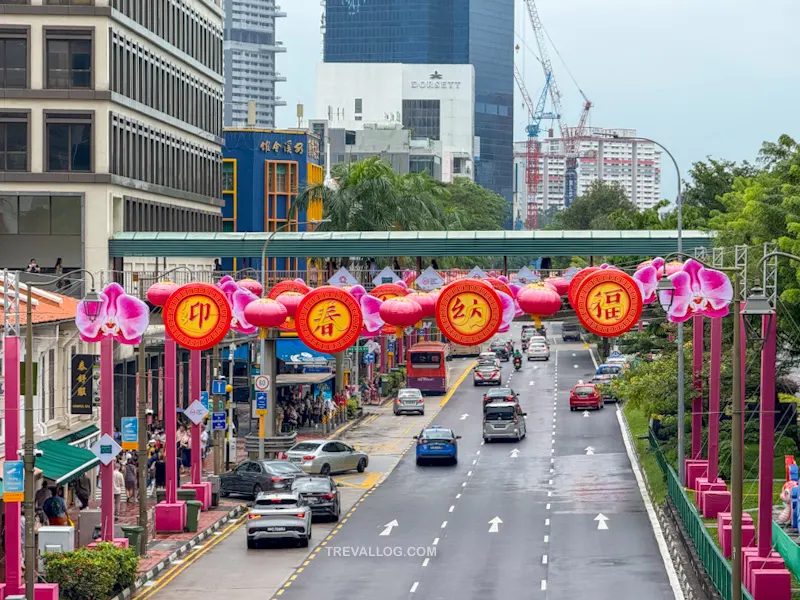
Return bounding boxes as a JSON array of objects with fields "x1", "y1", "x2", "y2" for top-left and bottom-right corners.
[
  {"x1": 70, "y1": 354, "x2": 96, "y2": 415},
  {"x1": 296, "y1": 286, "x2": 363, "y2": 354},
  {"x1": 435, "y1": 279, "x2": 502, "y2": 346},
  {"x1": 573, "y1": 270, "x2": 642, "y2": 338},
  {"x1": 163, "y1": 283, "x2": 232, "y2": 350}
]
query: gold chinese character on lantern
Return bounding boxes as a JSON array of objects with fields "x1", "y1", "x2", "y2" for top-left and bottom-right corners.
[
  {"x1": 310, "y1": 300, "x2": 349, "y2": 341},
  {"x1": 587, "y1": 283, "x2": 630, "y2": 326},
  {"x1": 294, "y1": 142, "x2": 304, "y2": 154},
  {"x1": 449, "y1": 293, "x2": 489, "y2": 332}
]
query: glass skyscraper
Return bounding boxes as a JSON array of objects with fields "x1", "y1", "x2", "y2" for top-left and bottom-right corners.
[{"x1": 324, "y1": 0, "x2": 513, "y2": 207}]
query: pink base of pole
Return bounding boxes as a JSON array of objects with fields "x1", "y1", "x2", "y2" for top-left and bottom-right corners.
[
  {"x1": 757, "y1": 313, "x2": 777, "y2": 557},
  {"x1": 3, "y1": 336, "x2": 21, "y2": 595},
  {"x1": 101, "y1": 337, "x2": 115, "y2": 541}
]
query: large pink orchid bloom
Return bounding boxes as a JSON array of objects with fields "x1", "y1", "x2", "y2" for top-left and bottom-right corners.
[
  {"x1": 508, "y1": 284, "x2": 524, "y2": 317},
  {"x1": 360, "y1": 295, "x2": 384, "y2": 337},
  {"x1": 633, "y1": 265, "x2": 659, "y2": 304},
  {"x1": 76, "y1": 283, "x2": 149, "y2": 344},
  {"x1": 658, "y1": 259, "x2": 733, "y2": 322},
  {"x1": 496, "y1": 291, "x2": 516, "y2": 333},
  {"x1": 217, "y1": 277, "x2": 258, "y2": 334}
]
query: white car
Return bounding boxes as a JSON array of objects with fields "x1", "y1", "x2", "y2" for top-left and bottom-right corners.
[
  {"x1": 394, "y1": 388, "x2": 425, "y2": 415},
  {"x1": 473, "y1": 363, "x2": 501, "y2": 385},
  {"x1": 527, "y1": 340, "x2": 550, "y2": 361},
  {"x1": 246, "y1": 492, "x2": 312, "y2": 548}
]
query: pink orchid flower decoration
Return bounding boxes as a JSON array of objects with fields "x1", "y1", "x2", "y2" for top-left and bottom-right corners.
[
  {"x1": 508, "y1": 284, "x2": 524, "y2": 317},
  {"x1": 658, "y1": 259, "x2": 733, "y2": 322},
  {"x1": 216, "y1": 276, "x2": 258, "y2": 335},
  {"x1": 76, "y1": 283, "x2": 150, "y2": 344},
  {"x1": 633, "y1": 265, "x2": 659, "y2": 304},
  {"x1": 496, "y1": 291, "x2": 516, "y2": 333},
  {"x1": 359, "y1": 295, "x2": 384, "y2": 337}
]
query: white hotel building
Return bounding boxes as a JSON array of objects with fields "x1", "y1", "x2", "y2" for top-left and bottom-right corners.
[{"x1": 513, "y1": 127, "x2": 662, "y2": 214}]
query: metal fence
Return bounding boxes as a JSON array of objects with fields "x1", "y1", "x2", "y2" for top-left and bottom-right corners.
[{"x1": 648, "y1": 429, "x2": 754, "y2": 600}]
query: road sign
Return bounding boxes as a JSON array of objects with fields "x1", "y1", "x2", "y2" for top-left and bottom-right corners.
[
  {"x1": 186, "y1": 400, "x2": 209, "y2": 425},
  {"x1": 91, "y1": 434, "x2": 122, "y2": 466},
  {"x1": 212, "y1": 379, "x2": 227, "y2": 395},
  {"x1": 364, "y1": 353, "x2": 375, "y2": 364},
  {"x1": 609, "y1": 351, "x2": 622, "y2": 358},
  {"x1": 200, "y1": 391, "x2": 209, "y2": 411},
  {"x1": 121, "y1": 417, "x2": 138, "y2": 450},
  {"x1": 372, "y1": 267, "x2": 400, "y2": 287},
  {"x1": 3, "y1": 460, "x2": 24, "y2": 502},
  {"x1": 379, "y1": 520, "x2": 398, "y2": 536},
  {"x1": 515, "y1": 266, "x2": 537, "y2": 284},
  {"x1": 387, "y1": 340, "x2": 396, "y2": 353},
  {"x1": 211, "y1": 412, "x2": 226, "y2": 431},
  {"x1": 256, "y1": 391, "x2": 268, "y2": 412},
  {"x1": 254, "y1": 375, "x2": 271, "y2": 392}
]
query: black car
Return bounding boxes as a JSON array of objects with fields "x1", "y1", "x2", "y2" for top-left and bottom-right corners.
[
  {"x1": 490, "y1": 341, "x2": 510, "y2": 361},
  {"x1": 220, "y1": 460, "x2": 305, "y2": 498},
  {"x1": 291, "y1": 476, "x2": 342, "y2": 521}
]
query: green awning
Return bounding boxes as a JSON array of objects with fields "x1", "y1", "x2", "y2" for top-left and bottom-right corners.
[
  {"x1": 56, "y1": 425, "x2": 99, "y2": 445},
  {"x1": 36, "y1": 440, "x2": 100, "y2": 485}
]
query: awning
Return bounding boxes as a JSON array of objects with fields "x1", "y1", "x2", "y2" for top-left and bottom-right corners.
[
  {"x1": 36, "y1": 439, "x2": 100, "y2": 485},
  {"x1": 276, "y1": 373, "x2": 335, "y2": 387},
  {"x1": 276, "y1": 340, "x2": 333, "y2": 364},
  {"x1": 56, "y1": 425, "x2": 99, "y2": 445}
]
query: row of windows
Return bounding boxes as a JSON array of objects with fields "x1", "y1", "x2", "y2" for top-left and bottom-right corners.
[
  {"x1": 0, "y1": 30, "x2": 92, "y2": 90},
  {"x1": 123, "y1": 196, "x2": 221, "y2": 232},
  {"x1": 476, "y1": 102, "x2": 510, "y2": 117},
  {"x1": 111, "y1": 31, "x2": 222, "y2": 137},
  {"x1": 110, "y1": 112, "x2": 222, "y2": 200},
  {"x1": 0, "y1": 111, "x2": 93, "y2": 173},
  {"x1": 110, "y1": 0, "x2": 223, "y2": 75},
  {"x1": 0, "y1": 194, "x2": 81, "y2": 235},
  {"x1": 402, "y1": 99, "x2": 440, "y2": 140}
]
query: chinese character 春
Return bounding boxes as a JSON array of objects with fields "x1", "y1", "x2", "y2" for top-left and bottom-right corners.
[
  {"x1": 189, "y1": 301, "x2": 212, "y2": 329},
  {"x1": 272, "y1": 141, "x2": 281, "y2": 152},
  {"x1": 77, "y1": 374, "x2": 87, "y2": 384},
  {"x1": 77, "y1": 360, "x2": 87, "y2": 371},
  {"x1": 77, "y1": 387, "x2": 87, "y2": 397},
  {"x1": 284, "y1": 141, "x2": 293, "y2": 154},
  {"x1": 294, "y1": 142, "x2": 304, "y2": 154},
  {"x1": 260, "y1": 141, "x2": 269, "y2": 152},
  {"x1": 312, "y1": 301, "x2": 345, "y2": 338},
  {"x1": 589, "y1": 288, "x2": 625, "y2": 322}
]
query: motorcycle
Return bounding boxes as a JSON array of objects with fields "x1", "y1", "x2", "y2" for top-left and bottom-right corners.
[{"x1": 513, "y1": 356, "x2": 522, "y2": 371}]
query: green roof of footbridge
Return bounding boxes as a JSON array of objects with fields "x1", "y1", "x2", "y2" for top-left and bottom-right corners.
[{"x1": 108, "y1": 230, "x2": 715, "y2": 258}]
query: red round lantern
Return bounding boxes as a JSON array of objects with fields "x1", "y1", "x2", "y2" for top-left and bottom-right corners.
[
  {"x1": 268, "y1": 280, "x2": 311, "y2": 298},
  {"x1": 568, "y1": 267, "x2": 600, "y2": 309},
  {"x1": 517, "y1": 283, "x2": 561, "y2": 327},
  {"x1": 147, "y1": 281, "x2": 179, "y2": 307},
  {"x1": 379, "y1": 296, "x2": 423, "y2": 328},
  {"x1": 244, "y1": 297, "x2": 288, "y2": 329},
  {"x1": 407, "y1": 292, "x2": 436, "y2": 319},
  {"x1": 238, "y1": 278, "x2": 263, "y2": 297},
  {"x1": 276, "y1": 291, "x2": 304, "y2": 318},
  {"x1": 484, "y1": 277, "x2": 513, "y2": 297},
  {"x1": 545, "y1": 277, "x2": 569, "y2": 296}
]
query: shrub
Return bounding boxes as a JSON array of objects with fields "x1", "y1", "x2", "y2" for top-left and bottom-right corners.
[
  {"x1": 43, "y1": 543, "x2": 139, "y2": 600},
  {"x1": 346, "y1": 397, "x2": 359, "y2": 418}
]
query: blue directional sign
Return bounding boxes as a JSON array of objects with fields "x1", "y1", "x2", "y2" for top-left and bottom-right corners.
[
  {"x1": 212, "y1": 379, "x2": 227, "y2": 395},
  {"x1": 211, "y1": 412, "x2": 226, "y2": 431},
  {"x1": 609, "y1": 351, "x2": 622, "y2": 358},
  {"x1": 364, "y1": 353, "x2": 375, "y2": 364},
  {"x1": 200, "y1": 391, "x2": 209, "y2": 411},
  {"x1": 3, "y1": 460, "x2": 24, "y2": 502},
  {"x1": 387, "y1": 340, "x2": 395, "y2": 353},
  {"x1": 121, "y1": 417, "x2": 138, "y2": 450},
  {"x1": 256, "y1": 391, "x2": 268, "y2": 411}
]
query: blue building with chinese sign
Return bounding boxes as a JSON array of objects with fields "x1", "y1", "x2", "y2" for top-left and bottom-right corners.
[{"x1": 222, "y1": 129, "x2": 323, "y2": 274}]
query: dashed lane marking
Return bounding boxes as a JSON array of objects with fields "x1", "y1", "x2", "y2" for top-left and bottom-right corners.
[{"x1": 410, "y1": 582, "x2": 419, "y2": 593}]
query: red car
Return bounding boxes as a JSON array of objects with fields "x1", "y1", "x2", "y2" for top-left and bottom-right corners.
[{"x1": 569, "y1": 383, "x2": 603, "y2": 411}]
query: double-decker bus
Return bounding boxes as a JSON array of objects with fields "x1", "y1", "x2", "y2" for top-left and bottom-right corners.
[{"x1": 406, "y1": 342, "x2": 450, "y2": 394}]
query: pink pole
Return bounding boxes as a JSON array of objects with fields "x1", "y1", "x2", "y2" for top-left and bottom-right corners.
[
  {"x1": 707, "y1": 318, "x2": 722, "y2": 481},
  {"x1": 692, "y1": 315, "x2": 704, "y2": 459},
  {"x1": 757, "y1": 312, "x2": 777, "y2": 557},
  {"x1": 4, "y1": 337, "x2": 21, "y2": 595},
  {"x1": 190, "y1": 350, "x2": 202, "y2": 485},
  {"x1": 100, "y1": 337, "x2": 115, "y2": 541},
  {"x1": 740, "y1": 310, "x2": 747, "y2": 453},
  {"x1": 380, "y1": 336, "x2": 387, "y2": 374},
  {"x1": 165, "y1": 336, "x2": 178, "y2": 504}
]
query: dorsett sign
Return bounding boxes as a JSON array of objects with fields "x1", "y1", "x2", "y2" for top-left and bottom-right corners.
[{"x1": 410, "y1": 70, "x2": 461, "y2": 90}]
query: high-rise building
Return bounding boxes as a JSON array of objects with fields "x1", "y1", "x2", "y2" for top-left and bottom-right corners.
[
  {"x1": 0, "y1": 0, "x2": 225, "y2": 276},
  {"x1": 513, "y1": 128, "x2": 662, "y2": 217},
  {"x1": 223, "y1": 0, "x2": 287, "y2": 127},
  {"x1": 322, "y1": 0, "x2": 513, "y2": 205}
]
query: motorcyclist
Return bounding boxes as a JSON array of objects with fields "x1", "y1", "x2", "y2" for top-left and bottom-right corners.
[{"x1": 513, "y1": 349, "x2": 523, "y2": 368}]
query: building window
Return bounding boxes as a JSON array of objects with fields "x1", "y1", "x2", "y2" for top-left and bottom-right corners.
[
  {"x1": 46, "y1": 35, "x2": 92, "y2": 89},
  {"x1": 18, "y1": 196, "x2": 50, "y2": 234},
  {"x1": 48, "y1": 348, "x2": 55, "y2": 421},
  {"x1": 0, "y1": 34, "x2": 27, "y2": 88},
  {"x1": 402, "y1": 100, "x2": 440, "y2": 140},
  {"x1": 222, "y1": 161, "x2": 234, "y2": 191},
  {"x1": 275, "y1": 164, "x2": 287, "y2": 192},
  {"x1": 46, "y1": 0, "x2": 92, "y2": 3},
  {"x1": 222, "y1": 219, "x2": 234, "y2": 233},
  {"x1": 46, "y1": 113, "x2": 92, "y2": 172},
  {"x1": 0, "y1": 113, "x2": 28, "y2": 171}
]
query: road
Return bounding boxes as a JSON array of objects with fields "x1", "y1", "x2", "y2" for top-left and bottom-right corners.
[{"x1": 138, "y1": 323, "x2": 678, "y2": 600}]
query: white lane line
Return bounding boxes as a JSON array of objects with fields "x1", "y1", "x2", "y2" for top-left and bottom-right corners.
[
  {"x1": 545, "y1": 518, "x2": 550, "y2": 526},
  {"x1": 433, "y1": 538, "x2": 439, "y2": 545},
  {"x1": 548, "y1": 491, "x2": 552, "y2": 497},
  {"x1": 550, "y1": 468, "x2": 554, "y2": 474},
  {"x1": 544, "y1": 535, "x2": 549, "y2": 543},
  {"x1": 456, "y1": 493, "x2": 461, "y2": 499},
  {"x1": 422, "y1": 558, "x2": 430, "y2": 567},
  {"x1": 476, "y1": 450, "x2": 481, "y2": 455},
  {"x1": 541, "y1": 580, "x2": 547, "y2": 591},
  {"x1": 462, "y1": 482, "x2": 467, "y2": 487},
  {"x1": 542, "y1": 554, "x2": 548, "y2": 565},
  {"x1": 472, "y1": 459, "x2": 477, "y2": 465},
  {"x1": 441, "y1": 521, "x2": 448, "y2": 528},
  {"x1": 546, "y1": 503, "x2": 551, "y2": 510},
  {"x1": 551, "y1": 448, "x2": 555, "y2": 454},
  {"x1": 449, "y1": 505, "x2": 455, "y2": 513},
  {"x1": 410, "y1": 582, "x2": 419, "y2": 593},
  {"x1": 548, "y1": 480, "x2": 553, "y2": 485},
  {"x1": 551, "y1": 457, "x2": 555, "y2": 464},
  {"x1": 468, "y1": 471, "x2": 473, "y2": 477}
]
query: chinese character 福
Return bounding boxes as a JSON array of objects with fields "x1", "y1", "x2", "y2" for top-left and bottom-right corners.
[
  {"x1": 294, "y1": 142, "x2": 304, "y2": 154},
  {"x1": 589, "y1": 288, "x2": 624, "y2": 321}
]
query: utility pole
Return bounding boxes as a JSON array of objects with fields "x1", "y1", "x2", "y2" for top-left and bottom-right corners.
[
  {"x1": 226, "y1": 343, "x2": 235, "y2": 470},
  {"x1": 137, "y1": 344, "x2": 149, "y2": 551},
  {"x1": 212, "y1": 345, "x2": 222, "y2": 476},
  {"x1": 24, "y1": 297, "x2": 34, "y2": 600}
]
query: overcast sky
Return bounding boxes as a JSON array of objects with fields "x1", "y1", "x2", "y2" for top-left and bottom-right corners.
[{"x1": 276, "y1": 0, "x2": 800, "y2": 198}]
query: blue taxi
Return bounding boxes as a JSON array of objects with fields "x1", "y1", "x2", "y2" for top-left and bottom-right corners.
[{"x1": 414, "y1": 426, "x2": 461, "y2": 466}]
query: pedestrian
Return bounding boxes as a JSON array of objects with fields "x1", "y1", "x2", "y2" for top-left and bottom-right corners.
[
  {"x1": 309, "y1": 261, "x2": 319, "y2": 286},
  {"x1": 124, "y1": 457, "x2": 137, "y2": 501},
  {"x1": 180, "y1": 427, "x2": 191, "y2": 473},
  {"x1": 74, "y1": 474, "x2": 91, "y2": 510},
  {"x1": 200, "y1": 424, "x2": 209, "y2": 459},
  {"x1": 369, "y1": 259, "x2": 378, "y2": 280},
  {"x1": 25, "y1": 258, "x2": 40, "y2": 273},
  {"x1": 431, "y1": 259, "x2": 439, "y2": 270},
  {"x1": 42, "y1": 487, "x2": 68, "y2": 526},
  {"x1": 154, "y1": 452, "x2": 167, "y2": 488},
  {"x1": 113, "y1": 463, "x2": 125, "y2": 515},
  {"x1": 35, "y1": 480, "x2": 50, "y2": 524},
  {"x1": 113, "y1": 427, "x2": 122, "y2": 445}
]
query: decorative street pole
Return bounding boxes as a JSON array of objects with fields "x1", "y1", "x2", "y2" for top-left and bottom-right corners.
[
  {"x1": 691, "y1": 315, "x2": 704, "y2": 459},
  {"x1": 706, "y1": 317, "x2": 722, "y2": 481}
]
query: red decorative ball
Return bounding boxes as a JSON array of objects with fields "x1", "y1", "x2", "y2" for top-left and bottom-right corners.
[
  {"x1": 545, "y1": 277, "x2": 569, "y2": 296},
  {"x1": 238, "y1": 278, "x2": 263, "y2": 297},
  {"x1": 407, "y1": 292, "x2": 436, "y2": 318},
  {"x1": 244, "y1": 297, "x2": 288, "y2": 329},
  {"x1": 379, "y1": 296, "x2": 424, "y2": 327},
  {"x1": 276, "y1": 291, "x2": 304, "y2": 317},
  {"x1": 147, "y1": 281, "x2": 179, "y2": 307},
  {"x1": 517, "y1": 284, "x2": 561, "y2": 317}
]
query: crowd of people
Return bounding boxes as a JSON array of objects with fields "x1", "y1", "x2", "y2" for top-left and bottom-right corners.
[{"x1": 275, "y1": 388, "x2": 353, "y2": 433}]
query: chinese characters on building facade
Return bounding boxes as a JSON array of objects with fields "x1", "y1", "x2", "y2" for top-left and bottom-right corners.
[
  {"x1": 258, "y1": 138, "x2": 321, "y2": 160},
  {"x1": 71, "y1": 354, "x2": 97, "y2": 415}
]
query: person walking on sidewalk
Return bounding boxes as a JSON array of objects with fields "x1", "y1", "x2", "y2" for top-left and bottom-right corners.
[
  {"x1": 74, "y1": 474, "x2": 91, "y2": 510},
  {"x1": 113, "y1": 463, "x2": 125, "y2": 515},
  {"x1": 43, "y1": 487, "x2": 68, "y2": 526},
  {"x1": 124, "y1": 456, "x2": 137, "y2": 501}
]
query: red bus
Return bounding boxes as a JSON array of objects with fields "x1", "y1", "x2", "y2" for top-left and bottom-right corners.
[{"x1": 406, "y1": 342, "x2": 450, "y2": 394}]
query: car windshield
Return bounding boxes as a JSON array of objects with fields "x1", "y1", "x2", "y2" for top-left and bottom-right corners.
[
  {"x1": 410, "y1": 352, "x2": 441, "y2": 364},
  {"x1": 292, "y1": 479, "x2": 332, "y2": 493},
  {"x1": 574, "y1": 386, "x2": 595, "y2": 396},
  {"x1": 563, "y1": 324, "x2": 578, "y2": 330},
  {"x1": 399, "y1": 389, "x2": 422, "y2": 398},
  {"x1": 289, "y1": 442, "x2": 322, "y2": 453},
  {"x1": 597, "y1": 365, "x2": 622, "y2": 375},
  {"x1": 477, "y1": 364, "x2": 497, "y2": 371},
  {"x1": 268, "y1": 462, "x2": 304, "y2": 474},
  {"x1": 422, "y1": 429, "x2": 453, "y2": 440},
  {"x1": 254, "y1": 497, "x2": 298, "y2": 507},
  {"x1": 487, "y1": 388, "x2": 512, "y2": 396},
  {"x1": 485, "y1": 407, "x2": 515, "y2": 420},
  {"x1": 490, "y1": 342, "x2": 505, "y2": 348}
]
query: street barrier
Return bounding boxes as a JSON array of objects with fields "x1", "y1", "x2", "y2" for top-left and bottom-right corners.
[
  {"x1": 648, "y1": 429, "x2": 754, "y2": 600},
  {"x1": 772, "y1": 522, "x2": 800, "y2": 578}
]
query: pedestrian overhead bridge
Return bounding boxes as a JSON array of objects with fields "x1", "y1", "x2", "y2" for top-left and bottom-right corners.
[{"x1": 109, "y1": 230, "x2": 714, "y2": 258}]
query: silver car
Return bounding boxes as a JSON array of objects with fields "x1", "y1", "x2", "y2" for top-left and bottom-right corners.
[
  {"x1": 483, "y1": 402, "x2": 527, "y2": 442},
  {"x1": 246, "y1": 491, "x2": 312, "y2": 548},
  {"x1": 284, "y1": 439, "x2": 369, "y2": 476},
  {"x1": 394, "y1": 388, "x2": 425, "y2": 415},
  {"x1": 527, "y1": 340, "x2": 550, "y2": 360}
]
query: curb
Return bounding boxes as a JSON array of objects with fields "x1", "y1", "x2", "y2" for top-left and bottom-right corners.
[{"x1": 113, "y1": 503, "x2": 246, "y2": 600}]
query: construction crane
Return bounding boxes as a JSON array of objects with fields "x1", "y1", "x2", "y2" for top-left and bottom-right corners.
[
  {"x1": 523, "y1": 0, "x2": 591, "y2": 208},
  {"x1": 513, "y1": 53, "x2": 558, "y2": 229}
]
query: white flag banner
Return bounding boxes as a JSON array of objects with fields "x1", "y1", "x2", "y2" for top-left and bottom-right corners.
[
  {"x1": 467, "y1": 266, "x2": 488, "y2": 279},
  {"x1": 328, "y1": 267, "x2": 359, "y2": 287},
  {"x1": 372, "y1": 267, "x2": 400, "y2": 286},
  {"x1": 515, "y1": 266, "x2": 538, "y2": 284},
  {"x1": 563, "y1": 266, "x2": 579, "y2": 281},
  {"x1": 417, "y1": 267, "x2": 445, "y2": 291}
]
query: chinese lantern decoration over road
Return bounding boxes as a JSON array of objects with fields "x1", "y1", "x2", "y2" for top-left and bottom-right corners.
[
  {"x1": 371, "y1": 283, "x2": 409, "y2": 333},
  {"x1": 573, "y1": 269, "x2": 643, "y2": 337},
  {"x1": 216, "y1": 276, "x2": 259, "y2": 335},
  {"x1": 146, "y1": 281, "x2": 179, "y2": 307},
  {"x1": 295, "y1": 286, "x2": 363, "y2": 354},
  {"x1": 407, "y1": 292, "x2": 437, "y2": 320},
  {"x1": 435, "y1": 279, "x2": 502, "y2": 346},
  {"x1": 161, "y1": 283, "x2": 233, "y2": 350},
  {"x1": 516, "y1": 283, "x2": 561, "y2": 328},
  {"x1": 379, "y1": 296, "x2": 424, "y2": 335},
  {"x1": 238, "y1": 278, "x2": 264, "y2": 297},
  {"x1": 268, "y1": 280, "x2": 311, "y2": 331},
  {"x1": 545, "y1": 277, "x2": 569, "y2": 296},
  {"x1": 77, "y1": 283, "x2": 151, "y2": 345},
  {"x1": 244, "y1": 297, "x2": 288, "y2": 330},
  {"x1": 567, "y1": 267, "x2": 600, "y2": 309}
]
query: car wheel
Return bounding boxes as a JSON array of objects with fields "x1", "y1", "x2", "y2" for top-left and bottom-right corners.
[
  {"x1": 253, "y1": 484, "x2": 262, "y2": 497},
  {"x1": 357, "y1": 458, "x2": 367, "y2": 473},
  {"x1": 320, "y1": 464, "x2": 331, "y2": 476},
  {"x1": 300, "y1": 535, "x2": 309, "y2": 548},
  {"x1": 416, "y1": 458, "x2": 424, "y2": 466},
  {"x1": 220, "y1": 485, "x2": 230, "y2": 498},
  {"x1": 483, "y1": 437, "x2": 490, "y2": 443},
  {"x1": 247, "y1": 539, "x2": 256, "y2": 549},
  {"x1": 452, "y1": 456, "x2": 458, "y2": 465},
  {"x1": 420, "y1": 410, "x2": 425, "y2": 415}
]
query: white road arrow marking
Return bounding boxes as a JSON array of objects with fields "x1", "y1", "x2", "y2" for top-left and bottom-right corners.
[
  {"x1": 583, "y1": 411, "x2": 590, "y2": 417},
  {"x1": 574, "y1": 364, "x2": 579, "y2": 368},
  {"x1": 585, "y1": 446, "x2": 595, "y2": 455},
  {"x1": 460, "y1": 413, "x2": 469, "y2": 420},
  {"x1": 380, "y1": 520, "x2": 398, "y2": 536},
  {"x1": 595, "y1": 514, "x2": 609, "y2": 530},
  {"x1": 529, "y1": 381, "x2": 535, "y2": 386},
  {"x1": 488, "y1": 516, "x2": 503, "y2": 533},
  {"x1": 510, "y1": 448, "x2": 520, "y2": 458}
]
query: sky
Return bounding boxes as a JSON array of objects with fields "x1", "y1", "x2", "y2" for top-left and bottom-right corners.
[{"x1": 275, "y1": 0, "x2": 800, "y2": 200}]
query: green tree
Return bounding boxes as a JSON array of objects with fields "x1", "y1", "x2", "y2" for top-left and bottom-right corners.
[
  {"x1": 435, "y1": 177, "x2": 506, "y2": 231},
  {"x1": 682, "y1": 157, "x2": 758, "y2": 220},
  {"x1": 550, "y1": 181, "x2": 636, "y2": 230}
]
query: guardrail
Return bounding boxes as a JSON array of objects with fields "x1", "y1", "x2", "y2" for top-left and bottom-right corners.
[{"x1": 648, "y1": 429, "x2": 754, "y2": 600}]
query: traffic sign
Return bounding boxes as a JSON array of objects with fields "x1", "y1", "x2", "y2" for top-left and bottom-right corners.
[
  {"x1": 212, "y1": 379, "x2": 227, "y2": 395},
  {"x1": 186, "y1": 400, "x2": 209, "y2": 425},
  {"x1": 364, "y1": 353, "x2": 375, "y2": 364},
  {"x1": 254, "y1": 375, "x2": 271, "y2": 392},
  {"x1": 211, "y1": 412, "x2": 226, "y2": 431},
  {"x1": 609, "y1": 351, "x2": 622, "y2": 358},
  {"x1": 91, "y1": 434, "x2": 122, "y2": 466},
  {"x1": 200, "y1": 391, "x2": 209, "y2": 411},
  {"x1": 466, "y1": 266, "x2": 488, "y2": 280},
  {"x1": 121, "y1": 417, "x2": 138, "y2": 450},
  {"x1": 387, "y1": 341, "x2": 395, "y2": 353},
  {"x1": 256, "y1": 392, "x2": 268, "y2": 411}
]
